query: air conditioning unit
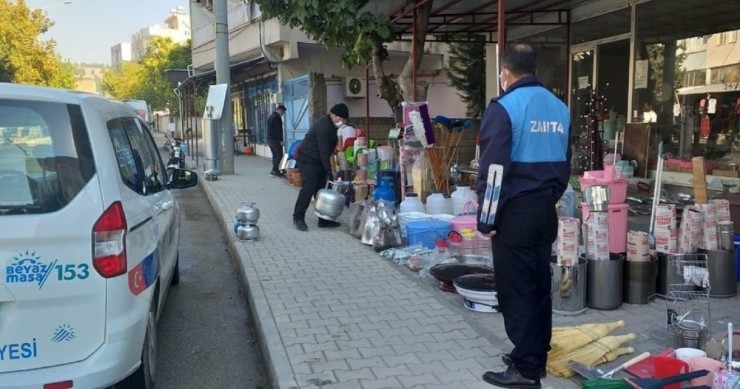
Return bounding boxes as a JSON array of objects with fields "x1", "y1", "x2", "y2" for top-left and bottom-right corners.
[{"x1": 344, "y1": 77, "x2": 366, "y2": 98}]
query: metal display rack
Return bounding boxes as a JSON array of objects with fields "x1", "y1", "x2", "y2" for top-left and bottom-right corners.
[{"x1": 648, "y1": 253, "x2": 711, "y2": 346}]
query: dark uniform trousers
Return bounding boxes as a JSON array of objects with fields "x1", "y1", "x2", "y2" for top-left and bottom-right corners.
[
  {"x1": 292, "y1": 160, "x2": 328, "y2": 221},
  {"x1": 268, "y1": 140, "x2": 283, "y2": 173},
  {"x1": 491, "y1": 192, "x2": 557, "y2": 380}
]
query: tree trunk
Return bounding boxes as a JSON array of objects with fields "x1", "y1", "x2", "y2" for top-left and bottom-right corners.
[
  {"x1": 398, "y1": 1, "x2": 433, "y2": 101},
  {"x1": 371, "y1": 42, "x2": 403, "y2": 113}
]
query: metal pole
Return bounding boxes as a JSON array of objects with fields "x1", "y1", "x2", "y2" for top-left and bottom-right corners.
[
  {"x1": 565, "y1": 10, "x2": 571, "y2": 103},
  {"x1": 412, "y1": 0, "x2": 417, "y2": 101},
  {"x1": 498, "y1": 0, "x2": 506, "y2": 95},
  {"x1": 214, "y1": 0, "x2": 234, "y2": 174},
  {"x1": 365, "y1": 65, "x2": 370, "y2": 132}
]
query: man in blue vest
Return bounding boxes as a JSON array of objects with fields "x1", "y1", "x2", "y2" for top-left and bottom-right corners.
[{"x1": 476, "y1": 43, "x2": 571, "y2": 388}]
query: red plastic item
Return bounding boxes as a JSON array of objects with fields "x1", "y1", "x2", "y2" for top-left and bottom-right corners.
[
  {"x1": 654, "y1": 356, "x2": 690, "y2": 389},
  {"x1": 624, "y1": 348, "x2": 674, "y2": 379}
]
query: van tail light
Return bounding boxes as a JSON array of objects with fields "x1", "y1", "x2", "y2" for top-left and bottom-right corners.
[{"x1": 92, "y1": 201, "x2": 127, "y2": 278}]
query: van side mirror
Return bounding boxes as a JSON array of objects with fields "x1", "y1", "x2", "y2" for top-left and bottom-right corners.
[{"x1": 168, "y1": 168, "x2": 198, "y2": 189}]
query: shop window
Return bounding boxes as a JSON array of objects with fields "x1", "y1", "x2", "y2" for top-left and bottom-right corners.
[{"x1": 685, "y1": 70, "x2": 706, "y2": 87}]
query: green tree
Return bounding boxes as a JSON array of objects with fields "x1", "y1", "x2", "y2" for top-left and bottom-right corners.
[
  {"x1": 0, "y1": 0, "x2": 75, "y2": 88},
  {"x1": 646, "y1": 43, "x2": 687, "y2": 105},
  {"x1": 254, "y1": 0, "x2": 434, "y2": 110},
  {"x1": 447, "y1": 36, "x2": 487, "y2": 118},
  {"x1": 103, "y1": 37, "x2": 192, "y2": 115}
]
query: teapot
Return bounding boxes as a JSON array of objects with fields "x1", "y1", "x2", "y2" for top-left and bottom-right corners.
[
  {"x1": 236, "y1": 202, "x2": 260, "y2": 224},
  {"x1": 315, "y1": 181, "x2": 348, "y2": 221}
]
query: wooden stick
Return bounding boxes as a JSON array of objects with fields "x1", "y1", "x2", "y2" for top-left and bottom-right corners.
[{"x1": 692, "y1": 156, "x2": 708, "y2": 204}]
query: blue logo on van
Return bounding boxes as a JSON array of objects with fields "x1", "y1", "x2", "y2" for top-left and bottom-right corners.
[
  {"x1": 5, "y1": 251, "x2": 90, "y2": 289},
  {"x1": 5, "y1": 251, "x2": 56, "y2": 289},
  {"x1": 51, "y1": 324, "x2": 76, "y2": 343}
]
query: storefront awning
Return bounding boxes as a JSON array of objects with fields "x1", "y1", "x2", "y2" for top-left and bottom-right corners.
[
  {"x1": 682, "y1": 52, "x2": 707, "y2": 72},
  {"x1": 677, "y1": 83, "x2": 740, "y2": 96},
  {"x1": 178, "y1": 56, "x2": 266, "y2": 89}
]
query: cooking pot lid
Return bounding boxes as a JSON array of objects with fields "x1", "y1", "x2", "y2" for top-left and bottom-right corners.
[
  {"x1": 429, "y1": 263, "x2": 494, "y2": 284},
  {"x1": 453, "y1": 273, "x2": 496, "y2": 292}
]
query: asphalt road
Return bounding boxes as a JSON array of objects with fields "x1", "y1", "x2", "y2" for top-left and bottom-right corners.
[{"x1": 155, "y1": 178, "x2": 267, "y2": 388}]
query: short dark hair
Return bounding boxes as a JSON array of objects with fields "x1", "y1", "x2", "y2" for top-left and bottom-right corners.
[{"x1": 500, "y1": 43, "x2": 537, "y2": 76}]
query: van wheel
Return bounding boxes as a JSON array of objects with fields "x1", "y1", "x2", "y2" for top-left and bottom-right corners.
[
  {"x1": 171, "y1": 256, "x2": 180, "y2": 286},
  {"x1": 118, "y1": 308, "x2": 156, "y2": 388}
]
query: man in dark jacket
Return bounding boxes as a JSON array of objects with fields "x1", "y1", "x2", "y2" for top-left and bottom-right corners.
[
  {"x1": 292, "y1": 103, "x2": 349, "y2": 231},
  {"x1": 476, "y1": 43, "x2": 571, "y2": 388},
  {"x1": 267, "y1": 104, "x2": 286, "y2": 177}
]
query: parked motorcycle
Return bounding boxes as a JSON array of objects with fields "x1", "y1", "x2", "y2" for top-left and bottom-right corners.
[{"x1": 167, "y1": 137, "x2": 185, "y2": 169}]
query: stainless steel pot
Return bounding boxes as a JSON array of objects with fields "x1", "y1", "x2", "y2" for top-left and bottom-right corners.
[
  {"x1": 315, "y1": 181, "x2": 347, "y2": 221},
  {"x1": 236, "y1": 202, "x2": 260, "y2": 224},
  {"x1": 236, "y1": 224, "x2": 260, "y2": 241},
  {"x1": 583, "y1": 185, "x2": 610, "y2": 212},
  {"x1": 671, "y1": 319, "x2": 708, "y2": 349}
]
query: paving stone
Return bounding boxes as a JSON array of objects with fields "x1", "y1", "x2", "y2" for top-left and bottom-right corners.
[
  {"x1": 370, "y1": 365, "x2": 413, "y2": 379},
  {"x1": 346, "y1": 356, "x2": 388, "y2": 370},
  {"x1": 334, "y1": 368, "x2": 376, "y2": 381},
  {"x1": 359, "y1": 377, "x2": 402, "y2": 389}
]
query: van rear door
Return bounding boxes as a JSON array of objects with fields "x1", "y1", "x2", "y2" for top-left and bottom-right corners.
[{"x1": 0, "y1": 100, "x2": 107, "y2": 373}]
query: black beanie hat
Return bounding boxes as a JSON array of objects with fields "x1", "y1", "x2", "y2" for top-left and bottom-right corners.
[{"x1": 330, "y1": 103, "x2": 349, "y2": 120}]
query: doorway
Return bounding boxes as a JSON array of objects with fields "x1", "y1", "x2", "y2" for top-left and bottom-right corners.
[{"x1": 569, "y1": 36, "x2": 631, "y2": 172}]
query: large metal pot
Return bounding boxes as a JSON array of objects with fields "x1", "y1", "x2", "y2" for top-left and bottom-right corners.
[
  {"x1": 583, "y1": 185, "x2": 610, "y2": 212},
  {"x1": 236, "y1": 202, "x2": 260, "y2": 224},
  {"x1": 315, "y1": 181, "x2": 347, "y2": 221},
  {"x1": 236, "y1": 224, "x2": 260, "y2": 241}
]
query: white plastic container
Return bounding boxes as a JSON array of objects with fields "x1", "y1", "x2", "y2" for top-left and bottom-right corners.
[
  {"x1": 400, "y1": 193, "x2": 425, "y2": 214},
  {"x1": 426, "y1": 192, "x2": 453, "y2": 215},
  {"x1": 451, "y1": 186, "x2": 477, "y2": 216}
]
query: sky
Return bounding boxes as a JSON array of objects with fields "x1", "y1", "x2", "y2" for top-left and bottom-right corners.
[{"x1": 26, "y1": 0, "x2": 189, "y2": 65}]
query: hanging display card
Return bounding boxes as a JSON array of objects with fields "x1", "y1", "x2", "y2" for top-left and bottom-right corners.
[{"x1": 634, "y1": 60, "x2": 649, "y2": 89}]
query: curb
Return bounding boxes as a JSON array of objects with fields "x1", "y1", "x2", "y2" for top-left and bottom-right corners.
[{"x1": 199, "y1": 174, "x2": 299, "y2": 389}]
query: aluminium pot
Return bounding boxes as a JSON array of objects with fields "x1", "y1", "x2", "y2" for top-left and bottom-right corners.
[
  {"x1": 315, "y1": 181, "x2": 347, "y2": 221},
  {"x1": 236, "y1": 224, "x2": 260, "y2": 241},
  {"x1": 583, "y1": 185, "x2": 610, "y2": 212},
  {"x1": 671, "y1": 319, "x2": 708, "y2": 350},
  {"x1": 236, "y1": 202, "x2": 260, "y2": 224}
]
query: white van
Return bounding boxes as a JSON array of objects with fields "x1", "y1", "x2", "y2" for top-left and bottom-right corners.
[{"x1": 0, "y1": 84, "x2": 198, "y2": 388}]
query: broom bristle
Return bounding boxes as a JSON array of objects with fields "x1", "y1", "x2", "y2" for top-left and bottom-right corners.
[
  {"x1": 549, "y1": 320, "x2": 626, "y2": 359},
  {"x1": 547, "y1": 334, "x2": 636, "y2": 378}
]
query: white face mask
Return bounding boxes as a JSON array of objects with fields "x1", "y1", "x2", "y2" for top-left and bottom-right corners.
[
  {"x1": 499, "y1": 70, "x2": 508, "y2": 92},
  {"x1": 334, "y1": 121, "x2": 344, "y2": 128}
]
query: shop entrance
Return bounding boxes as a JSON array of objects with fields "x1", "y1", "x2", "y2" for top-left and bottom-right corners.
[{"x1": 570, "y1": 35, "x2": 631, "y2": 172}]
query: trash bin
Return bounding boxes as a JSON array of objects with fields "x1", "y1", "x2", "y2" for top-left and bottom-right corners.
[
  {"x1": 586, "y1": 253, "x2": 624, "y2": 310},
  {"x1": 623, "y1": 256, "x2": 657, "y2": 305},
  {"x1": 551, "y1": 257, "x2": 587, "y2": 315},
  {"x1": 700, "y1": 248, "x2": 738, "y2": 298}
]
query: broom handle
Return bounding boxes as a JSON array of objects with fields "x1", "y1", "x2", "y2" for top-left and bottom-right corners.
[{"x1": 602, "y1": 352, "x2": 650, "y2": 377}]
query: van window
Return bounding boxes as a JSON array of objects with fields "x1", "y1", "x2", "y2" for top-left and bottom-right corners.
[
  {"x1": 107, "y1": 118, "x2": 165, "y2": 195},
  {"x1": 0, "y1": 100, "x2": 95, "y2": 215}
]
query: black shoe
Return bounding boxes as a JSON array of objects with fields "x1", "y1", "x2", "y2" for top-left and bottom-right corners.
[
  {"x1": 270, "y1": 171, "x2": 281, "y2": 177},
  {"x1": 482, "y1": 365, "x2": 541, "y2": 388},
  {"x1": 293, "y1": 219, "x2": 308, "y2": 231},
  {"x1": 317, "y1": 219, "x2": 340, "y2": 228},
  {"x1": 501, "y1": 354, "x2": 546, "y2": 378}
]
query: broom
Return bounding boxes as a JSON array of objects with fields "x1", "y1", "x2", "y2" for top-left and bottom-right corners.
[
  {"x1": 549, "y1": 320, "x2": 626, "y2": 359},
  {"x1": 547, "y1": 334, "x2": 636, "y2": 378}
]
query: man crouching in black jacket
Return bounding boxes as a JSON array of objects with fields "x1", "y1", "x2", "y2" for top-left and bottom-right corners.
[{"x1": 292, "y1": 103, "x2": 349, "y2": 231}]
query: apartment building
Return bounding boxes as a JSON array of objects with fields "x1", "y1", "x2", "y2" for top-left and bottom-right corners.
[
  {"x1": 131, "y1": 6, "x2": 192, "y2": 61},
  {"x1": 110, "y1": 42, "x2": 132, "y2": 69}
]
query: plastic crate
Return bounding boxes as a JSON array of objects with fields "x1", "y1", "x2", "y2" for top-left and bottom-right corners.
[
  {"x1": 406, "y1": 220, "x2": 452, "y2": 249},
  {"x1": 582, "y1": 202, "x2": 629, "y2": 253}
]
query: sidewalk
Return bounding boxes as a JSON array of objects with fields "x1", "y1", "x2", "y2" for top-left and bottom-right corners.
[{"x1": 175, "y1": 139, "x2": 740, "y2": 389}]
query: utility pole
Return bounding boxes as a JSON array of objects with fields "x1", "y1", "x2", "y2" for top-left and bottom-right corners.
[{"x1": 214, "y1": 0, "x2": 234, "y2": 173}]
